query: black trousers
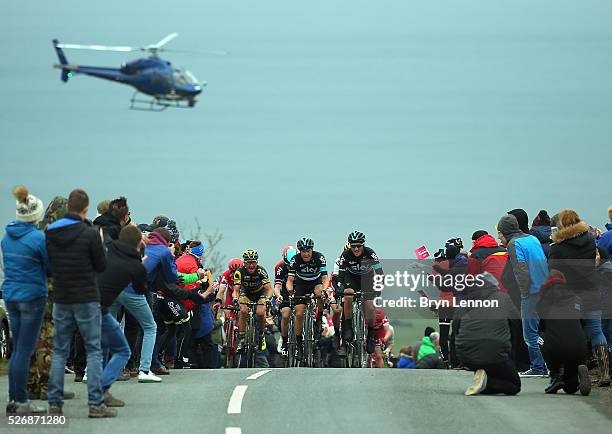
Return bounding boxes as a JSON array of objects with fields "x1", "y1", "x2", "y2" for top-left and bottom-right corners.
[
  {"x1": 468, "y1": 359, "x2": 521, "y2": 395},
  {"x1": 509, "y1": 319, "x2": 530, "y2": 372}
]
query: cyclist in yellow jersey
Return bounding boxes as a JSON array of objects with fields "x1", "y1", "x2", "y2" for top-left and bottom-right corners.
[{"x1": 233, "y1": 249, "x2": 272, "y2": 351}]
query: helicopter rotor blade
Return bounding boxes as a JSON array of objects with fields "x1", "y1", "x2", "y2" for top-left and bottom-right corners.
[
  {"x1": 149, "y1": 32, "x2": 179, "y2": 49},
  {"x1": 158, "y1": 48, "x2": 228, "y2": 56},
  {"x1": 56, "y1": 43, "x2": 137, "y2": 52}
]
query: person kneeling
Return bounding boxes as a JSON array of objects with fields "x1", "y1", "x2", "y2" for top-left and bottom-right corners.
[{"x1": 455, "y1": 272, "x2": 521, "y2": 396}]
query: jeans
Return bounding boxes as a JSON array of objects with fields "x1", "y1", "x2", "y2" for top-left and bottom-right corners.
[
  {"x1": 5, "y1": 297, "x2": 46, "y2": 403},
  {"x1": 101, "y1": 313, "x2": 131, "y2": 391},
  {"x1": 48, "y1": 302, "x2": 103, "y2": 406},
  {"x1": 521, "y1": 294, "x2": 546, "y2": 372},
  {"x1": 110, "y1": 290, "x2": 156, "y2": 372},
  {"x1": 583, "y1": 310, "x2": 607, "y2": 347}
]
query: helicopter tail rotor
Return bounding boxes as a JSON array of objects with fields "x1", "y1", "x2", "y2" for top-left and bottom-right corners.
[{"x1": 52, "y1": 39, "x2": 72, "y2": 82}]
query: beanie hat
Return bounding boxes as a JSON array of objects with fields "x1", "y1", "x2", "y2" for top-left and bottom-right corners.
[
  {"x1": 532, "y1": 210, "x2": 551, "y2": 227},
  {"x1": 471, "y1": 230, "x2": 488, "y2": 241},
  {"x1": 190, "y1": 243, "x2": 204, "y2": 257},
  {"x1": 424, "y1": 326, "x2": 435, "y2": 337},
  {"x1": 497, "y1": 214, "x2": 522, "y2": 240},
  {"x1": 13, "y1": 186, "x2": 44, "y2": 223},
  {"x1": 508, "y1": 209, "x2": 529, "y2": 234}
]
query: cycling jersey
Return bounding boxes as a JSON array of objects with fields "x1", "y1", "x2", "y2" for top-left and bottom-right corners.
[
  {"x1": 274, "y1": 260, "x2": 290, "y2": 298},
  {"x1": 338, "y1": 246, "x2": 383, "y2": 277},
  {"x1": 288, "y1": 251, "x2": 328, "y2": 281},
  {"x1": 234, "y1": 265, "x2": 270, "y2": 294},
  {"x1": 220, "y1": 269, "x2": 236, "y2": 306}
]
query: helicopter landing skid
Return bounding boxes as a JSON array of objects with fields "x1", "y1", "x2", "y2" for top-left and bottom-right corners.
[{"x1": 129, "y1": 92, "x2": 195, "y2": 111}]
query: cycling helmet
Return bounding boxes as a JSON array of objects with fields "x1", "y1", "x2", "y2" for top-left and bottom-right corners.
[
  {"x1": 445, "y1": 238, "x2": 463, "y2": 249},
  {"x1": 228, "y1": 258, "x2": 243, "y2": 271},
  {"x1": 296, "y1": 237, "x2": 314, "y2": 251},
  {"x1": 281, "y1": 245, "x2": 295, "y2": 260},
  {"x1": 243, "y1": 249, "x2": 259, "y2": 261},
  {"x1": 348, "y1": 231, "x2": 366, "y2": 244}
]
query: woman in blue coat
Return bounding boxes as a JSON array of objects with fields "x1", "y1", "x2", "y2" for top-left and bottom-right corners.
[{"x1": 1, "y1": 186, "x2": 50, "y2": 414}]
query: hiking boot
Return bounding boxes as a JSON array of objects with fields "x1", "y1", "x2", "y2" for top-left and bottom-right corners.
[
  {"x1": 578, "y1": 364, "x2": 591, "y2": 396},
  {"x1": 15, "y1": 401, "x2": 47, "y2": 415},
  {"x1": 138, "y1": 371, "x2": 162, "y2": 383},
  {"x1": 342, "y1": 318, "x2": 354, "y2": 342},
  {"x1": 116, "y1": 370, "x2": 131, "y2": 381},
  {"x1": 545, "y1": 369, "x2": 565, "y2": 394},
  {"x1": 366, "y1": 330, "x2": 376, "y2": 354},
  {"x1": 595, "y1": 343, "x2": 611, "y2": 387},
  {"x1": 152, "y1": 366, "x2": 170, "y2": 376},
  {"x1": 6, "y1": 401, "x2": 16, "y2": 416},
  {"x1": 104, "y1": 391, "x2": 125, "y2": 407},
  {"x1": 74, "y1": 373, "x2": 84, "y2": 382},
  {"x1": 88, "y1": 403, "x2": 117, "y2": 418},
  {"x1": 48, "y1": 404, "x2": 63, "y2": 416},
  {"x1": 465, "y1": 369, "x2": 488, "y2": 396}
]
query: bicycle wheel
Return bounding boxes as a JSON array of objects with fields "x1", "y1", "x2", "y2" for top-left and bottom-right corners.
[
  {"x1": 224, "y1": 319, "x2": 235, "y2": 368},
  {"x1": 353, "y1": 305, "x2": 364, "y2": 368},
  {"x1": 286, "y1": 314, "x2": 296, "y2": 368}
]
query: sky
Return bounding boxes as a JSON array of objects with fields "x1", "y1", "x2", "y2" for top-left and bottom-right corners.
[{"x1": 1, "y1": 1, "x2": 611, "y2": 269}]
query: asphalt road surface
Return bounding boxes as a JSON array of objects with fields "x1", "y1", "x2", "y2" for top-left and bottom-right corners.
[{"x1": 1, "y1": 369, "x2": 611, "y2": 434}]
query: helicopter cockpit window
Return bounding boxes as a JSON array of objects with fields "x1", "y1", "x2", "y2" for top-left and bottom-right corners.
[
  {"x1": 120, "y1": 62, "x2": 138, "y2": 75},
  {"x1": 172, "y1": 69, "x2": 197, "y2": 86}
]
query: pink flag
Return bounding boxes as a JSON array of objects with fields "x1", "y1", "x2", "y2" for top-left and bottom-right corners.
[{"x1": 415, "y1": 245, "x2": 430, "y2": 260}]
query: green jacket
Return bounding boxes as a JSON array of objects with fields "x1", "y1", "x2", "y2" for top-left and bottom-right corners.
[{"x1": 417, "y1": 336, "x2": 436, "y2": 360}]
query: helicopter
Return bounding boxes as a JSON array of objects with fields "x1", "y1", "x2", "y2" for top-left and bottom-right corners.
[{"x1": 52, "y1": 33, "x2": 218, "y2": 111}]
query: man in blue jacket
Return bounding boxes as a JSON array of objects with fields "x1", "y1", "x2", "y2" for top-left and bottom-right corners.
[{"x1": 498, "y1": 214, "x2": 548, "y2": 377}]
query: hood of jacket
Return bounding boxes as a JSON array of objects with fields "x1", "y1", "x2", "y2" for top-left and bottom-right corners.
[
  {"x1": 147, "y1": 231, "x2": 168, "y2": 246},
  {"x1": 111, "y1": 240, "x2": 141, "y2": 261},
  {"x1": 530, "y1": 225, "x2": 552, "y2": 244},
  {"x1": 93, "y1": 212, "x2": 121, "y2": 229},
  {"x1": 5, "y1": 221, "x2": 38, "y2": 239},
  {"x1": 45, "y1": 214, "x2": 87, "y2": 248},
  {"x1": 551, "y1": 221, "x2": 590, "y2": 245},
  {"x1": 470, "y1": 234, "x2": 499, "y2": 253}
]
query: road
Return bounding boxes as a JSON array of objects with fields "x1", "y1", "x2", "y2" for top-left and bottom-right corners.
[{"x1": 1, "y1": 369, "x2": 611, "y2": 434}]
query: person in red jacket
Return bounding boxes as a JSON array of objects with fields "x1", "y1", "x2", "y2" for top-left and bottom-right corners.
[{"x1": 467, "y1": 231, "x2": 508, "y2": 292}]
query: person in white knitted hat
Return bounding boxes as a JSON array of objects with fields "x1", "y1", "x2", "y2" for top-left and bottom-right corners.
[{"x1": 1, "y1": 185, "x2": 50, "y2": 415}]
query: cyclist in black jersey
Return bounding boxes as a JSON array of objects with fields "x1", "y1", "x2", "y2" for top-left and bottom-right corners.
[
  {"x1": 337, "y1": 231, "x2": 384, "y2": 354},
  {"x1": 286, "y1": 237, "x2": 329, "y2": 360},
  {"x1": 233, "y1": 249, "x2": 273, "y2": 351}
]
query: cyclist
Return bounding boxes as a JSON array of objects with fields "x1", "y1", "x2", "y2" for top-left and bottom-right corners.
[
  {"x1": 337, "y1": 231, "x2": 384, "y2": 354},
  {"x1": 233, "y1": 250, "x2": 272, "y2": 352},
  {"x1": 274, "y1": 245, "x2": 298, "y2": 358},
  {"x1": 218, "y1": 258, "x2": 244, "y2": 314},
  {"x1": 329, "y1": 242, "x2": 351, "y2": 348},
  {"x1": 286, "y1": 237, "x2": 329, "y2": 360},
  {"x1": 370, "y1": 307, "x2": 393, "y2": 368}
]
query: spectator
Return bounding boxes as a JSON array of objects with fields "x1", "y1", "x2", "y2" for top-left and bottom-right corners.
[
  {"x1": 455, "y1": 272, "x2": 521, "y2": 396},
  {"x1": 109, "y1": 227, "x2": 173, "y2": 383},
  {"x1": 596, "y1": 247, "x2": 612, "y2": 377},
  {"x1": 432, "y1": 238, "x2": 467, "y2": 368},
  {"x1": 2, "y1": 186, "x2": 49, "y2": 415},
  {"x1": 530, "y1": 210, "x2": 552, "y2": 257},
  {"x1": 45, "y1": 189, "x2": 114, "y2": 417},
  {"x1": 498, "y1": 214, "x2": 548, "y2": 377},
  {"x1": 508, "y1": 208, "x2": 530, "y2": 235},
  {"x1": 595, "y1": 205, "x2": 612, "y2": 256},
  {"x1": 97, "y1": 225, "x2": 149, "y2": 407},
  {"x1": 549, "y1": 209, "x2": 609, "y2": 386},
  {"x1": 413, "y1": 326, "x2": 435, "y2": 361},
  {"x1": 467, "y1": 230, "x2": 508, "y2": 291},
  {"x1": 415, "y1": 332, "x2": 444, "y2": 369},
  {"x1": 96, "y1": 200, "x2": 111, "y2": 217},
  {"x1": 537, "y1": 271, "x2": 591, "y2": 395},
  {"x1": 396, "y1": 347, "x2": 415, "y2": 369},
  {"x1": 93, "y1": 196, "x2": 130, "y2": 242}
]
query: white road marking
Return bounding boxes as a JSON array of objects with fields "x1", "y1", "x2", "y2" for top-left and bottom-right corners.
[
  {"x1": 246, "y1": 369, "x2": 272, "y2": 380},
  {"x1": 225, "y1": 428, "x2": 242, "y2": 434},
  {"x1": 227, "y1": 385, "x2": 248, "y2": 414}
]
